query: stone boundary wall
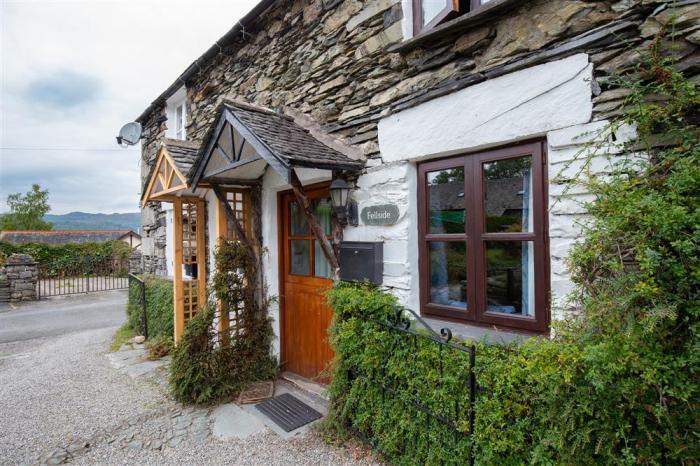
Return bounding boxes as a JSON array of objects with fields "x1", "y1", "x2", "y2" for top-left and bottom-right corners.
[{"x1": 2, "y1": 254, "x2": 38, "y2": 302}]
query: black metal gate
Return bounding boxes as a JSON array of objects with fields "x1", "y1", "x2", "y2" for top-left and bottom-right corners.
[
  {"x1": 36, "y1": 256, "x2": 129, "y2": 298},
  {"x1": 345, "y1": 306, "x2": 476, "y2": 465}
]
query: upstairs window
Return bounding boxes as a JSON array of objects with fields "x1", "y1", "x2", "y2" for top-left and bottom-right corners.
[
  {"x1": 166, "y1": 86, "x2": 187, "y2": 140},
  {"x1": 413, "y1": 0, "x2": 494, "y2": 35}
]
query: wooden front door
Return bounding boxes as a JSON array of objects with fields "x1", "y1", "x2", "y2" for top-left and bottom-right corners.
[{"x1": 279, "y1": 187, "x2": 334, "y2": 381}]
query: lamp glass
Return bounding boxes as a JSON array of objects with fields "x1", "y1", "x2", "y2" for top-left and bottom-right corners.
[{"x1": 330, "y1": 179, "x2": 350, "y2": 208}]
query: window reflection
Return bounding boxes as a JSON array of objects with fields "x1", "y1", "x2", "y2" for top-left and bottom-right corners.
[
  {"x1": 427, "y1": 168, "x2": 465, "y2": 234},
  {"x1": 289, "y1": 202, "x2": 308, "y2": 236},
  {"x1": 485, "y1": 241, "x2": 534, "y2": 316},
  {"x1": 290, "y1": 240, "x2": 310, "y2": 275},
  {"x1": 429, "y1": 241, "x2": 467, "y2": 308},
  {"x1": 483, "y1": 156, "x2": 532, "y2": 233}
]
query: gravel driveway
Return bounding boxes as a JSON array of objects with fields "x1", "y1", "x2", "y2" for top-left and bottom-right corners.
[{"x1": 0, "y1": 293, "x2": 377, "y2": 466}]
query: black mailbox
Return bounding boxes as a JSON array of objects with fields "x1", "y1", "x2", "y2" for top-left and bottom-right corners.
[{"x1": 339, "y1": 241, "x2": 383, "y2": 285}]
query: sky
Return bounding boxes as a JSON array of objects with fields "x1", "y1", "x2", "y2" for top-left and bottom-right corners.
[{"x1": 0, "y1": 0, "x2": 260, "y2": 214}]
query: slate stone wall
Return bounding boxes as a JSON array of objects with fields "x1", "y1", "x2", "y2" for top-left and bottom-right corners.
[
  {"x1": 2, "y1": 254, "x2": 38, "y2": 302},
  {"x1": 138, "y1": 0, "x2": 699, "y2": 277}
]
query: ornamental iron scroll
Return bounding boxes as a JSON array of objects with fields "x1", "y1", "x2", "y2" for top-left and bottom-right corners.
[{"x1": 345, "y1": 304, "x2": 476, "y2": 466}]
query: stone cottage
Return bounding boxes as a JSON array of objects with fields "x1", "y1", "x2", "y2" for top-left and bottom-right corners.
[{"x1": 136, "y1": 0, "x2": 700, "y2": 380}]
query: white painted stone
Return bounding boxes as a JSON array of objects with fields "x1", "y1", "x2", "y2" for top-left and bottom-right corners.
[
  {"x1": 547, "y1": 120, "x2": 610, "y2": 149},
  {"x1": 378, "y1": 54, "x2": 593, "y2": 163},
  {"x1": 548, "y1": 213, "x2": 587, "y2": 238}
]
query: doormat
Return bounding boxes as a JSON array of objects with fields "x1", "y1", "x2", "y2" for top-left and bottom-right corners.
[
  {"x1": 238, "y1": 381, "x2": 274, "y2": 404},
  {"x1": 255, "y1": 393, "x2": 322, "y2": 432}
]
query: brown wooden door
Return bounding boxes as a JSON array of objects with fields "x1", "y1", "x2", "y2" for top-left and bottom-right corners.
[{"x1": 279, "y1": 187, "x2": 334, "y2": 381}]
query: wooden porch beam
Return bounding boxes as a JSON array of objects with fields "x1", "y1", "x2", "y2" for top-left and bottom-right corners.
[
  {"x1": 289, "y1": 170, "x2": 340, "y2": 277},
  {"x1": 211, "y1": 184, "x2": 260, "y2": 257}
]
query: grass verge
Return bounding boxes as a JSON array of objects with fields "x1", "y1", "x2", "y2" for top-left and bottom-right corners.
[{"x1": 109, "y1": 323, "x2": 135, "y2": 352}]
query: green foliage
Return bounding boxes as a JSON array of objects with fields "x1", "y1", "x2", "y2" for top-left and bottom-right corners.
[
  {"x1": 146, "y1": 335, "x2": 174, "y2": 360},
  {"x1": 127, "y1": 275, "x2": 174, "y2": 340},
  {"x1": 0, "y1": 240, "x2": 131, "y2": 266},
  {"x1": 0, "y1": 184, "x2": 52, "y2": 230},
  {"x1": 323, "y1": 282, "x2": 473, "y2": 465},
  {"x1": 169, "y1": 240, "x2": 277, "y2": 404},
  {"x1": 325, "y1": 35, "x2": 700, "y2": 465},
  {"x1": 109, "y1": 323, "x2": 136, "y2": 352}
]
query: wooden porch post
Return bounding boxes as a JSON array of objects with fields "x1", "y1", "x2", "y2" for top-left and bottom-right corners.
[
  {"x1": 173, "y1": 198, "x2": 185, "y2": 343},
  {"x1": 195, "y1": 199, "x2": 207, "y2": 313},
  {"x1": 214, "y1": 197, "x2": 230, "y2": 340},
  {"x1": 289, "y1": 170, "x2": 340, "y2": 276}
]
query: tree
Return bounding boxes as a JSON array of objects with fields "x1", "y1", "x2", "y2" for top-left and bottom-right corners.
[{"x1": 0, "y1": 184, "x2": 53, "y2": 230}]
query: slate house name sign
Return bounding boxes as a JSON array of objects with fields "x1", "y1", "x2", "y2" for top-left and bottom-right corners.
[{"x1": 361, "y1": 204, "x2": 400, "y2": 226}]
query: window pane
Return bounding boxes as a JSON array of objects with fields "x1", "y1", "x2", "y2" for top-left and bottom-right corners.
[
  {"x1": 483, "y1": 156, "x2": 532, "y2": 233},
  {"x1": 290, "y1": 240, "x2": 310, "y2": 275},
  {"x1": 428, "y1": 241, "x2": 467, "y2": 308},
  {"x1": 422, "y1": 0, "x2": 447, "y2": 26},
  {"x1": 427, "y1": 167, "x2": 465, "y2": 234},
  {"x1": 313, "y1": 198, "x2": 332, "y2": 235},
  {"x1": 176, "y1": 105, "x2": 184, "y2": 137},
  {"x1": 485, "y1": 241, "x2": 534, "y2": 316},
  {"x1": 314, "y1": 241, "x2": 333, "y2": 278},
  {"x1": 289, "y1": 202, "x2": 308, "y2": 236}
]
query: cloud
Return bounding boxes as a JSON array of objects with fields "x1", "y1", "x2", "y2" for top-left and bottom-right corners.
[
  {"x1": 0, "y1": 0, "x2": 260, "y2": 214},
  {"x1": 26, "y1": 70, "x2": 101, "y2": 109}
]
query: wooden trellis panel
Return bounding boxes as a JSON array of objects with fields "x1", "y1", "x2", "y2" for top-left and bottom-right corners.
[
  {"x1": 142, "y1": 147, "x2": 188, "y2": 207},
  {"x1": 173, "y1": 197, "x2": 207, "y2": 343},
  {"x1": 215, "y1": 188, "x2": 251, "y2": 341}
]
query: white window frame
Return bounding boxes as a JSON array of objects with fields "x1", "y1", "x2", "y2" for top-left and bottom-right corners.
[{"x1": 166, "y1": 86, "x2": 187, "y2": 140}]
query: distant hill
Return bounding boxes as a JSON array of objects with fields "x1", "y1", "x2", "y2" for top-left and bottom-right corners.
[{"x1": 43, "y1": 212, "x2": 140, "y2": 232}]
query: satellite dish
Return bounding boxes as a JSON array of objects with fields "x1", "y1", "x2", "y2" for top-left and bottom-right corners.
[{"x1": 116, "y1": 122, "x2": 142, "y2": 147}]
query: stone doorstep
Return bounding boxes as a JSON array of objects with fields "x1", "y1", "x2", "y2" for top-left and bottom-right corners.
[
  {"x1": 240, "y1": 379, "x2": 330, "y2": 440},
  {"x1": 279, "y1": 371, "x2": 329, "y2": 401}
]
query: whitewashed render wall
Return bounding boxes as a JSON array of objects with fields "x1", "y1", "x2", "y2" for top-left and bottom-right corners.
[{"x1": 370, "y1": 53, "x2": 610, "y2": 320}]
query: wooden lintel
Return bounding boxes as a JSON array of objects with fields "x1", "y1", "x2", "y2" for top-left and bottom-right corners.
[{"x1": 289, "y1": 170, "x2": 340, "y2": 276}]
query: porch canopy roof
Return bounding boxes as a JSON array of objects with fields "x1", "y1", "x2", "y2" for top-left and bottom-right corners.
[
  {"x1": 141, "y1": 139, "x2": 200, "y2": 207},
  {"x1": 191, "y1": 102, "x2": 364, "y2": 188}
]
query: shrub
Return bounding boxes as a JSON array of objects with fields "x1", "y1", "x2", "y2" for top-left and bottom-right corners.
[
  {"x1": 0, "y1": 240, "x2": 131, "y2": 266},
  {"x1": 169, "y1": 240, "x2": 277, "y2": 404},
  {"x1": 146, "y1": 335, "x2": 173, "y2": 360},
  {"x1": 127, "y1": 275, "x2": 174, "y2": 339}
]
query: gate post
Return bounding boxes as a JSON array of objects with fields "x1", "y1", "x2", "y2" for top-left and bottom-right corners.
[{"x1": 5, "y1": 254, "x2": 38, "y2": 302}]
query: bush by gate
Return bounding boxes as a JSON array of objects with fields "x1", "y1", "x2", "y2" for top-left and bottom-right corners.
[{"x1": 127, "y1": 275, "x2": 174, "y2": 340}]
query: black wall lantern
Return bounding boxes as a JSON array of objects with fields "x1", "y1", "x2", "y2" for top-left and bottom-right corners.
[{"x1": 330, "y1": 178, "x2": 358, "y2": 227}]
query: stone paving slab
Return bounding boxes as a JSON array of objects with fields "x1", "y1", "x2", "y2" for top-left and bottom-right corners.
[{"x1": 212, "y1": 403, "x2": 267, "y2": 440}]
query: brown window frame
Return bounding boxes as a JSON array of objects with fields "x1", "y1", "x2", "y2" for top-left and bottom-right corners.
[{"x1": 417, "y1": 141, "x2": 550, "y2": 333}]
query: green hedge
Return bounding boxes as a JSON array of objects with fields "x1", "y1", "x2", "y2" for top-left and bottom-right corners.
[
  {"x1": 127, "y1": 275, "x2": 174, "y2": 340},
  {"x1": 0, "y1": 240, "x2": 131, "y2": 265},
  {"x1": 325, "y1": 282, "x2": 699, "y2": 465},
  {"x1": 325, "y1": 282, "x2": 472, "y2": 465}
]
